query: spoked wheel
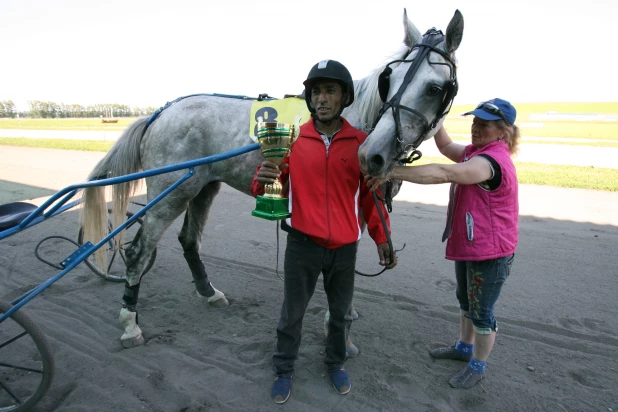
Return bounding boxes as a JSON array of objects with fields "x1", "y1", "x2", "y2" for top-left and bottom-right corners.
[
  {"x1": 0, "y1": 300, "x2": 55, "y2": 412},
  {"x1": 77, "y1": 209, "x2": 157, "y2": 282}
]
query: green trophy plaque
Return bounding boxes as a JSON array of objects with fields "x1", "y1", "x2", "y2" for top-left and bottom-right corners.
[{"x1": 252, "y1": 120, "x2": 299, "y2": 220}]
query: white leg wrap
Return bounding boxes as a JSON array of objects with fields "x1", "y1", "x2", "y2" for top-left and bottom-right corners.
[
  {"x1": 119, "y1": 308, "x2": 145, "y2": 348},
  {"x1": 208, "y1": 286, "x2": 225, "y2": 303},
  {"x1": 196, "y1": 284, "x2": 229, "y2": 307}
]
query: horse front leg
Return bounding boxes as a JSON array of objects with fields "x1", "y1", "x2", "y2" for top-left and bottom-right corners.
[{"x1": 178, "y1": 182, "x2": 228, "y2": 307}]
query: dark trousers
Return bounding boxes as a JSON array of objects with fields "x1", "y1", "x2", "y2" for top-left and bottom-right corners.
[{"x1": 273, "y1": 232, "x2": 357, "y2": 376}]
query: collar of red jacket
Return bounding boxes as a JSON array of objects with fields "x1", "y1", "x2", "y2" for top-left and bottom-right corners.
[{"x1": 300, "y1": 117, "x2": 364, "y2": 144}]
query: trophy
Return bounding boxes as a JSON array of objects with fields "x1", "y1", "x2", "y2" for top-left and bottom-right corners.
[{"x1": 252, "y1": 117, "x2": 301, "y2": 220}]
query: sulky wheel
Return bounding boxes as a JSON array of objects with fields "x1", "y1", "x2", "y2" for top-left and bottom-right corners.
[
  {"x1": 77, "y1": 209, "x2": 157, "y2": 282},
  {"x1": 0, "y1": 300, "x2": 55, "y2": 412}
]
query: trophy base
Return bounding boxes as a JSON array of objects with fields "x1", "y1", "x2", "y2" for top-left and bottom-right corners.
[{"x1": 252, "y1": 195, "x2": 291, "y2": 221}]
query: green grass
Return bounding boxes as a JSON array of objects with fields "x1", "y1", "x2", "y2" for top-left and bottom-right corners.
[
  {"x1": 444, "y1": 117, "x2": 618, "y2": 140},
  {"x1": 1, "y1": 137, "x2": 616, "y2": 192},
  {"x1": 413, "y1": 156, "x2": 618, "y2": 192},
  {"x1": 520, "y1": 139, "x2": 618, "y2": 148},
  {"x1": 452, "y1": 102, "x2": 618, "y2": 115},
  {"x1": 450, "y1": 136, "x2": 618, "y2": 148},
  {"x1": 0, "y1": 137, "x2": 114, "y2": 152},
  {"x1": 448, "y1": 102, "x2": 618, "y2": 140},
  {"x1": 0, "y1": 117, "x2": 137, "y2": 130}
]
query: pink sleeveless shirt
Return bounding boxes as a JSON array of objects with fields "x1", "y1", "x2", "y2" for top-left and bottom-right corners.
[{"x1": 444, "y1": 140, "x2": 519, "y2": 261}]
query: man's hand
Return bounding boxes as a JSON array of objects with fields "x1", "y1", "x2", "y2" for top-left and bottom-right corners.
[
  {"x1": 256, "y1": 161, "x2": 287, "y2": 185},
  {"x1": 377, "y1": 242, "x2": 397, "y2": 269}
]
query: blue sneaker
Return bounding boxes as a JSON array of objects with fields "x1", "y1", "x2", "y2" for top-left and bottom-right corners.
[
  {"x1": 271, "y1": 375, "x2": 292, "y2": 404},
  {"x1": 330, "y1": 368, "x2": 351, "y2": 394}
]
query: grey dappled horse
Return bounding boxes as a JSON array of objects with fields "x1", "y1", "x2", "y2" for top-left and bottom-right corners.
[
  {"x1": 81, "y1": 9, "x2": 464, "y2": 347},
  {"x1": 358, "y1": 11, "x2": 463, "y2": 176}
]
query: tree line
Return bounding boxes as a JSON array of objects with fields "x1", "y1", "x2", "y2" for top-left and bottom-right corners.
[
  {"x1": 0, "y1": 100, "x2": 158, "y2": 119},
  {"x1": 0, "y1": 100, "x2": 16, "y2": 118}
]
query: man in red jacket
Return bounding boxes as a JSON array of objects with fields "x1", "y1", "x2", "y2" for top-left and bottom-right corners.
[{"x1": 251, "y1": 60, "x2": 397, "y2": 404}]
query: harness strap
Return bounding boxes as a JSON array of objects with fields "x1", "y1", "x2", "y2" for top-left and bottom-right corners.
[{"x1": 145, "y1": 93, "x2": 276, "y2": 128}]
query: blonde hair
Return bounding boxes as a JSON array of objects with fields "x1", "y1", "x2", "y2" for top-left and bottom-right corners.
[{"x1": 496, "y1": 121, "x2": 520, "y2": 156}]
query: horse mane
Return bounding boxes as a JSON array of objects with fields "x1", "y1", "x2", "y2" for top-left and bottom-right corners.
[{"x1": 350, "y1": 46, "x2": 411, "y2": 133}]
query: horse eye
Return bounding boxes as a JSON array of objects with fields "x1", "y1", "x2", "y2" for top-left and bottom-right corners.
[{"x1": 427, "y1": 85, "x2": 443, "y2": 96}]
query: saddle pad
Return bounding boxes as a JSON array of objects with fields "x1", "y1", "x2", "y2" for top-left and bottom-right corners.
[{"x1": 249, "y1": 97, "x2": 311, "y2": 141}]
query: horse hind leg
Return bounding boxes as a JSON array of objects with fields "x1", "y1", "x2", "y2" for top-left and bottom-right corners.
[
  {"x1": 178, "y1": 182, "x2": 228, "y2": 308},
  {"x1": 119, "y1": 200, "x2": 187, "y2": 348}
]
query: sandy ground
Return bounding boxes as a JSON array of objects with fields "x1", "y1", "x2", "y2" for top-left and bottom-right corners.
[{"x1": 0, "y1": 146, "x2": 617, "y2": 411}]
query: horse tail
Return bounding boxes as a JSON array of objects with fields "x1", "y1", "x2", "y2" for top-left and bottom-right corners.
[{"x1": 81, "y1": 117, "x2": 149, "y2": 271}]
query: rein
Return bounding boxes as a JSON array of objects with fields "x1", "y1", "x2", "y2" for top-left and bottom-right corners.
[
  {"x1": 353, "y1": 191, "x2": 406, "y2": 277},
  {"x1": 354, "y1": 29, "x2": 459, "y2": 275},
  {"x1": 272, "y1": 190, "x2": 406, "y2": 279}
]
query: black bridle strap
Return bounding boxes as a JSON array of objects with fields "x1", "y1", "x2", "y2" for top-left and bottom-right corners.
[
  {"x1": 372, "y1": 29, "x2": 458, "y2": 161},
  {"x1": 353, "y1": 31, "x2": 458, "y2": 277},
  {"x1": 354, "y1": 191, "x2": 406, "y2": 277}
]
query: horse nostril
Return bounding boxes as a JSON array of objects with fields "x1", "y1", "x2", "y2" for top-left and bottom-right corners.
[{"x1": 369, "y1": 155, "x2": 385, "y2": 170}]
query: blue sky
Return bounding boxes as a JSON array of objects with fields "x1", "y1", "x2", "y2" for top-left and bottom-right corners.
[{"x1": 1, "y1": 0, "x2": 616, "y2": 111}]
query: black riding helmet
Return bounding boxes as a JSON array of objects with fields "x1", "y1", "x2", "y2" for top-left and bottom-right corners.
[{"x1": 303, "y1": 60, "x2": 355, "y2": 115}]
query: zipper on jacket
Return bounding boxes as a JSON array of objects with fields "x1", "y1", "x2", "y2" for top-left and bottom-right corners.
[
  {"x1": 466, "y1": 212, "x2": 474, "y2": 242},
  {"x1": 325, "y1": 142, "x2": 332, "y2": 244}
]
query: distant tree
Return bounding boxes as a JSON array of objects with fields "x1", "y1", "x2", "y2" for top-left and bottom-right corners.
[
  {"x1": 21, "y1": 99, "x2": 157, "y2": 118},
  {"x1": 0, "y1": 100, "x2": 16, "y2": 118}
]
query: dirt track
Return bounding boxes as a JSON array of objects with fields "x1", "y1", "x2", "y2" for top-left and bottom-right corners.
[{"x1": 1, "y1": 145, "x2": 617, "y2": 411}]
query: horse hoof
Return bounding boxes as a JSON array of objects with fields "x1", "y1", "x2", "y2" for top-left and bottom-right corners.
[
  {"x1": 196, "y1": 289, "x2": 229, "y2": 307},
  {"x1": 121, "y1": 334, "x2": 145, "y2": 349},
  {"x1": 208, "y1": 295, "x2": 229, "y2": 308}
]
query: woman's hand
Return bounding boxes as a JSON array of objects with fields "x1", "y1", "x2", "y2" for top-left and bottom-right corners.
[{"x1": 364, "y1": 174, "x2": 391, "y2": 192}]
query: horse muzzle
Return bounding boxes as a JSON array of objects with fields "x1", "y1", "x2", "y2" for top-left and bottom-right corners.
[{"x1": 358, "y1": 143, "x2": 396, "y2": 178}]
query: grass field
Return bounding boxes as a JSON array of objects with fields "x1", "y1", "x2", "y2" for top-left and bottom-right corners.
[
  {"x1": 0, "y1": 137, "x2": 115, "y2": 152},
  {"x1": 445, "y1": 102, "x2": 618, "y2": 140},
  {"x1": 413, "y1": 155, "x2": 617, "y2": 192},
  {"x1": 1, "y1": 102, "x2": 617, "y2": 140},
  {"x1": 0, "y1": 117, "x2": 135, "y2": 130},
  {"x1": 0, "y1": 137, "x2": 615, "y2": 192}
]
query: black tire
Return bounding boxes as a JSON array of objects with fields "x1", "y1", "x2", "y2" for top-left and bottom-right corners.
[
  {"x1": 0, "y1": 300, "x2": 55, "y2": 412},
  {"x1": 77, "y1": 209, "x2": 157, "y2": 282}
]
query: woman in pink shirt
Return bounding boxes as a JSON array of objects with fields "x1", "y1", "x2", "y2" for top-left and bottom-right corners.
[{"x1": 366, "y1": 98, "x2": 520, "y2": 389}]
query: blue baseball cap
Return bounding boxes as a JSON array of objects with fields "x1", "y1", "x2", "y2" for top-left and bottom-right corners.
[{"x1": 463, "y1": 98, "x2": 516, "y2": 125}]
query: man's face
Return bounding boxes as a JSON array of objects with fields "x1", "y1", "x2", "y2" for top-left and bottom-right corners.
[{"x1": 310, "y1": 81, "x2": 344, "y2": 123}]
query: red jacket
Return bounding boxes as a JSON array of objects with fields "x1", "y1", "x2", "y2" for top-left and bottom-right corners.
[{"x1": 251, "y1": 117, "x2": 390, "y2": 249}]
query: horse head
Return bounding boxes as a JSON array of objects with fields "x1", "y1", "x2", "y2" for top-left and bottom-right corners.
[{"x1": 358, "y1": 9, "x2": 464, "y2": 178}]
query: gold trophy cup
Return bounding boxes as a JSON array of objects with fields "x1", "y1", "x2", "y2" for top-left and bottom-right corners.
[{"x1": 252, "y1": 119, "x2": 300, "y2": 220}]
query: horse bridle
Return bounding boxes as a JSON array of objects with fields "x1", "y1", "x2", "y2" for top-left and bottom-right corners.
[
  {"x1": 373, "y1": 28, "x2": 459, "y2": 164},
  {"x1": 354, "y1": 29, "x2": 458, "y2": 277}
]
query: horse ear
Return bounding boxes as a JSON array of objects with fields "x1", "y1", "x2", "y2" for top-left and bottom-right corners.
[
  {"x1": 403, "y1": 8, "x2": 422, "y2": 48},
  {"x1": 445, "y1": 10, "x2": 464, "y2": 55}
]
